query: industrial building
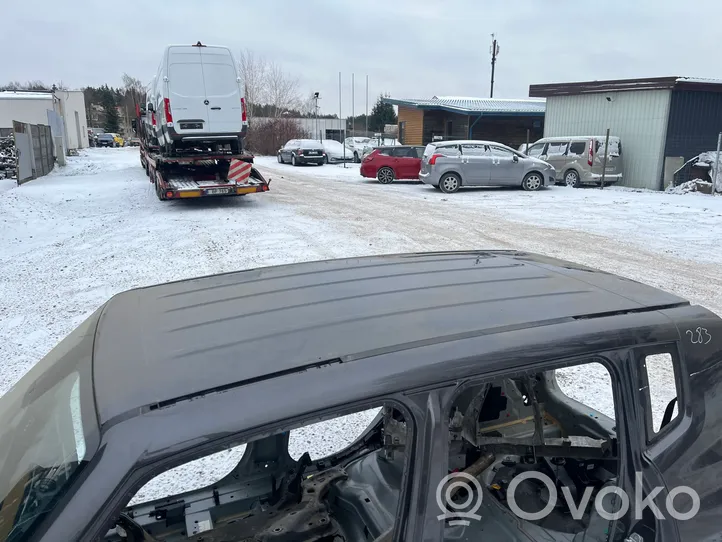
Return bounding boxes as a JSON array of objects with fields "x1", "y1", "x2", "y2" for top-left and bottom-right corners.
[
  {"x1": 0, "y1": 89, "x2": 89, "y2": 151},
  {"x1": 381, "y1": 96, "x2": 546, "y2": 149},
  {"x1": 529, "y1": 76, "x2": 722, "y2": 190}
]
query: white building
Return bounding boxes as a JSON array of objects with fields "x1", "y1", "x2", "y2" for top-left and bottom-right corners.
[
  {"x1": 54, "y1": 90, "x2": 89, "y2": 150},
  {"x1": 0, "y1": 90, "x2": 89, "y2": 151},
  {"x1": 0, "y1": 92, "x2": 55, "y2": 133}
]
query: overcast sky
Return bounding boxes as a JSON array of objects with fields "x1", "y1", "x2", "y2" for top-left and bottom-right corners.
[{"x1": 5, "y1": 0, "x2": 721, "y2": 114}]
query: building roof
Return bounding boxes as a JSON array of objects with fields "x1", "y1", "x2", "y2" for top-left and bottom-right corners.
[
  {"x1": 382, "y1": 96, "x2": 546, "y2": 116},
  {"x1": 0, "y1": 91, "x2": 54, "y2": 101},
  {"x1": 91, "y1": 251, "x2": 686, "y2": 423},
  {"x1": 529, "y1": 76, "x2": 722, "y2": 97}
]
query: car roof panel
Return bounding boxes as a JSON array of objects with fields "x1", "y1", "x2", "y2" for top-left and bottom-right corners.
[{"x1": 92, "y1": 251, "x2": 687, "y2": 423}]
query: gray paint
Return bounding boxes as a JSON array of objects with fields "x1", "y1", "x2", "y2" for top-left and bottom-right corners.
[{"x1": 543, "y1": 90, "x2": 672, "y2": 190}]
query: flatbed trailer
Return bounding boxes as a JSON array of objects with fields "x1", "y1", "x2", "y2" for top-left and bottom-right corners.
[{"x1": 134, "y1": 104, "x2": 269, "y2": 201}]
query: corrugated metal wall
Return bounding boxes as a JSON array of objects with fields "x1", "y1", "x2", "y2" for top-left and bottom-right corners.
[
  {"x1": 664, "y1": 90, "x2": 722, "y2": 164},
  {"x1": 544, "y1": 90, "x2": 672, "y2": 190}
]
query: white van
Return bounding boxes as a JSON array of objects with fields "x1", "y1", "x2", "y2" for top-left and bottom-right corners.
[{"x1": 149, "y1": 42, "x2": 248, "y2": 154}]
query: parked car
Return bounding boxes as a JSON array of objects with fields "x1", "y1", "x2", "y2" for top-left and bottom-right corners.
[
  {"x1": 343, "y1": 136, "x2": 372, "y2": 162},
  {"x1": 128, "y1": 137, "x2": 141, "y2": 147},
  {"x1": 96, "y1": 133, "x2": 117, "y2": 148},
  {"x1": 277, "y1": 139, "x2": 326, "y2": 166},
  {"x1": 525, "y1": 135, "x2": 623, "y2": 188},
  {"x1": 110, "y1": 133, "x2": 125, "y2": 147},
  {"x1": 148, "y1": 42, "x2": 248, "y2": 155},
  {"x1": 360, "y1": 137, "x2": 401, "y2": 160},
  {"x1": 321, "y1": 139, "x2": 354, "y2": 163},
  {"x1": 1, "y1": 251, "x2": 721, "y2": 542},
  {"x1": 360, "y1": 145, "x2": 427, "y2": 183},
  {"x1": 419, "y1": 139, "x2": 556, "y2": 193}
]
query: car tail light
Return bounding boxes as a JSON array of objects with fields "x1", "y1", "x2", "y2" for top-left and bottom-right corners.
[
  {"x1": 587, "y1": 140, "x2": 594, "y2": 166},
  {"x1": 164, "y1": 98, "x2": 173, "y2": 124},
  {"x1": 428, "y1": 153, "x2": 444, "y2": 165},
  {"x1": 241, "y1": 97, "x2": 247, "y2": 123}
]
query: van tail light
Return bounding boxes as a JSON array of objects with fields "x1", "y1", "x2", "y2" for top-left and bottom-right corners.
[
  {"x1": 164, "y1": 98, "x2": 173, "y2": 124},
  {"x1": 429, "y1": 153, "x2": 444, "y2": 165},
  {"x1": 587, "y1": 140, "x2": 594, "y2": 166},
  {"x1": 241, "y1": 97, "x2": 247, "y2": 123}
]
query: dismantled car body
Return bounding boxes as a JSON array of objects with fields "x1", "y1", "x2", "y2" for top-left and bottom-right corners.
[{"x1": 1, "y1": 251, "x2": 722, "y2": 542}]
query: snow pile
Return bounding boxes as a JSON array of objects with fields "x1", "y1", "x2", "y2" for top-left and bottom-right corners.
[
  {"x1": 0, "y1": 136, "x2": 16, "y2": 180},
  {"x1": 47, "y1": 147, "x2": 140, "y2": 177},
  {"x1": 666, "y1": 179, "x2": 713, "y2": 195},
  {"x1": 694, "y1": 151, "x2": 722, "y2": 192}
]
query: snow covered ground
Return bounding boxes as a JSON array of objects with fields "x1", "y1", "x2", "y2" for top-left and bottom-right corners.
[{"x1": 1, "y1": 148, "x2": 719, "y2": 504}]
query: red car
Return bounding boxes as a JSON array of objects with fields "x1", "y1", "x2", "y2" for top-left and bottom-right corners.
[{"x1": 360, "y1": 145, "x2": 427, "y2": 184}]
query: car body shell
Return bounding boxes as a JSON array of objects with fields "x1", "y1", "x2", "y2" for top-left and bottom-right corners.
[{"x1": 3, "y1": 251, "x2": 722, "y2": 541}]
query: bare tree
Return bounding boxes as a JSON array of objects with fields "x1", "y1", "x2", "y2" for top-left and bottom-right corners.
[
  {"x1": 122, "y1": 73, "x2": 146, "y2": 107},
  {"x1": 237, "y1": 49, "x2": 268, "y2": 119},
  {"x1": 265, "y1": 62, "x2": 301, "y2": 118}
]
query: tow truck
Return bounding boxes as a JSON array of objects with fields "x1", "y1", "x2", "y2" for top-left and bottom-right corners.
[{"x1": 133, "y1": 103, "x2": 270, "y2": 201}]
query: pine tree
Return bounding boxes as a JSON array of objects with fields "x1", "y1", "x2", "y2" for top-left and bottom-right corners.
[
  {"x1": 101, "y1": 86, "x2": 120, "y2": 133},
  {"x1": 368, "y1": 94, "x2": 397, "y2": 132}
]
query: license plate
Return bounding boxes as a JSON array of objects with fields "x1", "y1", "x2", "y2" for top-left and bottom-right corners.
[
  {"x1": 307, "y1": 151, "x2": 318, "y2": 155},
  {"x1": 605, "y1": 167, "x2": 615, "y2": 172},
  {"x1": 205, "y1": 188, "x2": 231, "y2": 195}
]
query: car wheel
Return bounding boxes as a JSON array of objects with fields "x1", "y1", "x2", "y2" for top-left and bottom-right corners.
[
  {"x1": 522, "y1": 172, "x2": 543, "y2": 191},
  {"x1": 277, "y1": 153, "x2": 282, "y2": 163},
  {"x1": 439, "y1": 173, "x2": 461, "y2": 193},
  {"x1": 353, "y1": 152, "x2": 359, "y2": 163},
  {"x1": 564, "y1": 169, "x2": 580, "y2": 188},
  {"x1": 377, "y1": 167, "x2": 394, "y2": 184},
  {"x1": 292, "y1": 154, "x2": 297, "y2": 166},
  {"x1": 324, "y1": 155, "x2": 329, "y2": 164}
]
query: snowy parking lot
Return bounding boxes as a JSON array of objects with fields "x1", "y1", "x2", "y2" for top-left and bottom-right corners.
[{"x1": 2, "y1": 147, "x2": 721, "y2": 502}]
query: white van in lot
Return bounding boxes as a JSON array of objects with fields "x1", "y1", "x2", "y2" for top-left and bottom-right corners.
[{"x1": 149, "y1": 42, "x2": 248, "y2": 155}]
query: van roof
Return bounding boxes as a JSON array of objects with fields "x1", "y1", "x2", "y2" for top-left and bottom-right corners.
[{"x1": 537, "y1": 136, "x2": 621, "y2": 142}]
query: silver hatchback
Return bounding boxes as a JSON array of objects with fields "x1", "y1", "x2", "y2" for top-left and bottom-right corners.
[{"x1": 419, "y1": 140, "x2": 556, "y2": 193}]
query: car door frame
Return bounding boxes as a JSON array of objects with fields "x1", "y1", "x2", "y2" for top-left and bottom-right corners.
[
  {"x1": 283, "y1": 140, "x2": 297, "y2": 161},
  {"x1": 45, "y1": 372, "x2": 433, "y2": 542},
  {"x1": 417, "y1": 350, "x2": 642, "y2": 541}
]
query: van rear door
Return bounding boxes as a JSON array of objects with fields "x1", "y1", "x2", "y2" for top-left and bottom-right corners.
[
  {"x1": 594, "y1": 137, "x2": 622, "y2": 176},
  {"x1": 167, "y1": 46, "x2": 209, "y2": 135},
  {"x1": 200, "y1": 47, "x2": 242, "y2": 135}
]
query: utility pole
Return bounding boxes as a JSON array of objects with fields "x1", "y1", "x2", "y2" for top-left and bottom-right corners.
[
  {"x1": 351, "y1": 73, "x2": 355, "y2": 139},
  {"x1": 365, "y1": 75, "x2": 369, "y2": 135},
  {"x1": 490, "y1": 34, "x2": 499, "y2": 98}
]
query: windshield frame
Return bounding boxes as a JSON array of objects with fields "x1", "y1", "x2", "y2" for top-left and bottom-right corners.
[{"x1": 0, "y1": 306, "x2": 102, "y2": 542}]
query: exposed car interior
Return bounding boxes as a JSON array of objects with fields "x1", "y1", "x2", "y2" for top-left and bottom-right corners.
[
  {"x1": 105, "y1": 406, "x2": 409, "y2": 542},
  {"x1": 443, "y1": 368, "x2": 629, "y2": 542},
  {"x1": 105, "y1": 365, "x2": 635, "y2": 542}
]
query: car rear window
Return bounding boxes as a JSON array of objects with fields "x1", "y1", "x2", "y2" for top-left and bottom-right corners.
[
  {"x1": 422, "y1": 144, "x2": 436, "y2": 158},
  {"x1": 300, "y1": 140, "x2": 322, "y2": 149},
  {"x1": 201, "y1": 63, "x2": 239, "y2": 97},
  {"x1": 168, "y1": 62, "x2": 206, "y2": 98}
]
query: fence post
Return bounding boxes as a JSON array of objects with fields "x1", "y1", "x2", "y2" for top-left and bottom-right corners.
[{"x1": 713, "y1": 132, "x2": 721, "y2": 195}]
